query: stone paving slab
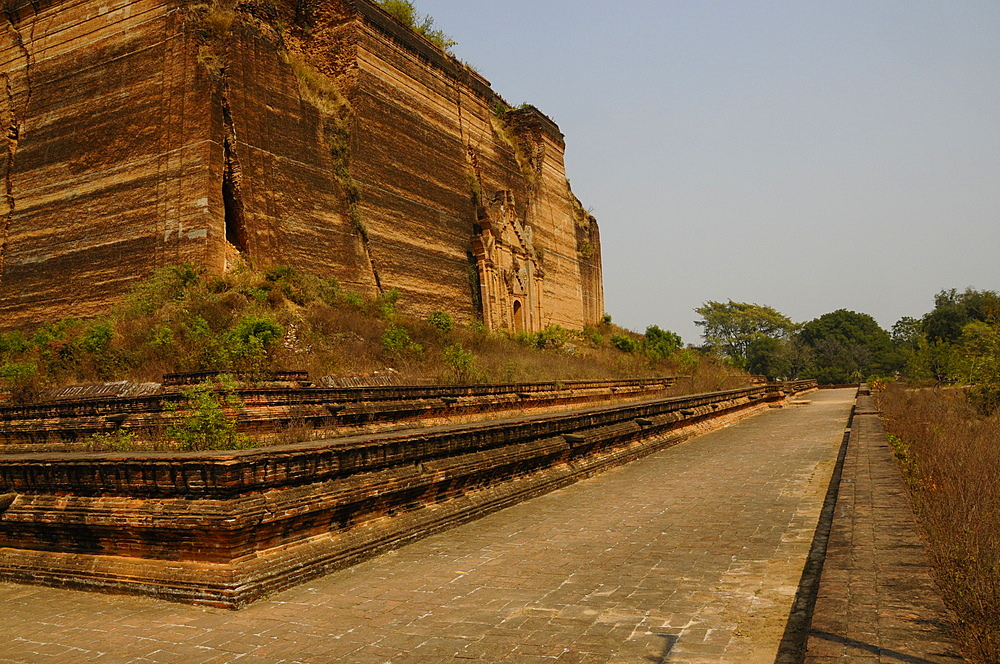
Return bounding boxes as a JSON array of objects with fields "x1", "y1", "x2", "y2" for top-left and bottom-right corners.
[
  {"x1": 803, "y1": 396, "x2": 965, "y2": 664},
  {"x1": 0, "y1": 389, "x2": 856, "y2": 663}
]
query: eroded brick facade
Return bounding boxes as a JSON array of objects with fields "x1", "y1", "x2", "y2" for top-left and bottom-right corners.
[{"x1": 0, "y1": 0, "x2": 603, "y2": 332}]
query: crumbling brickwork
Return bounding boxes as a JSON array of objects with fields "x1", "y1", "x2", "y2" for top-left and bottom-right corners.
[{"x1": 0, "y1": 0, "x2": 604, "y2": 332}]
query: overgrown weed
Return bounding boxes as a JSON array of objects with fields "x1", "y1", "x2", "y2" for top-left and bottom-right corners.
[
  {"x1": 877, "y1": 384, "x2": 1000, "y2": 663},
  {"x1": 0, "y1": 263, "x2": 746, "y2": 404}
]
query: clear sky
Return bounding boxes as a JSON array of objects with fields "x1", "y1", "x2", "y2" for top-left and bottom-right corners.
[{"x1": 415, "y1": 0, "x2": 1000, "y2": 345}]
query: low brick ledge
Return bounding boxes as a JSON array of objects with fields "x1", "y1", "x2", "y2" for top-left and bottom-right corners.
[
  {"x1": 0, "y1": 382, "x2": 815, "y2": 609},
  {"x1": 0, "y1": 386, "x2": 767, "y2": 497},
  {"x1": 0, "y1": 377, "x2": 684, "y2": 448}
]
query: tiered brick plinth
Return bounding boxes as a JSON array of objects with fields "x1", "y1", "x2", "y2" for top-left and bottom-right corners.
[{"x1": 0, "y1": 383, "x2": 815, "y2": 608}]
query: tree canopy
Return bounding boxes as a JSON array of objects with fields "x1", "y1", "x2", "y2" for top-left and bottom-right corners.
[
  {"x1": 689, "y1": 286, "x2": 1000, "y2": 407},
  {"x1": 922, "y1": 288, "x2": 1000, "y2": 343},
  {"x1": 796, "y1": 310, "x2": 895, "y2": 384},
  {"x1": 694, "y1": 300, "x2": 793, "y2": 367}
]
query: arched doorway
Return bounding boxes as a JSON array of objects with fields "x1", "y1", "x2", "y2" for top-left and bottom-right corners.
[{"x1": 512, "y1": 300, "x2": 525, "y2": 333}]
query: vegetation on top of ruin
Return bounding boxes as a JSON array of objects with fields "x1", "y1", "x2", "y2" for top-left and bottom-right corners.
[
  {"x1": 0, "y1": 263, "x2": 746, "y2": 406},
  {"x1": 489, "y1": 108, "x2": 539, "y2": 187},
  {"x1": 375, "y1": 0, "x2": 456, "y2": 52}
]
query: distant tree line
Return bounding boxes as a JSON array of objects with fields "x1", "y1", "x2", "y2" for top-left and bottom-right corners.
[{"x1": 694, "y1": 290, "x2": 1000, "y2": 411}]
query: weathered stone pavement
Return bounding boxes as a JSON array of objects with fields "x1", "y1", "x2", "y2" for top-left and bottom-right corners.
[
  {"x1": 0, "y1": 389, "x2": 855, "y2": 663},
  {"x1": 804, "y1": 395, "x2": 964, "y2": 663}
]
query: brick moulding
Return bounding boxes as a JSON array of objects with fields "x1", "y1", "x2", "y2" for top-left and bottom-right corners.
[
  {"x1": 0, "y1": 383, "x2": 815, "y2": 608},
  {"x1": 0, "y1": 377, "x2": 681, "y2": 450}
]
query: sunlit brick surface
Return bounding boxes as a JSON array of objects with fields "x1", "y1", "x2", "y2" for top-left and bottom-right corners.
[{"x1": 0, "y1": 390, "x2": 855, "y2": 663}]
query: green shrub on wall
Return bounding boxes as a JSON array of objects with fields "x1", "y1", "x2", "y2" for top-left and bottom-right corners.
[
  {"x1": 376, "y1": 0, "x2": 456, "y2": 51},
  {"x1": 166, "y1": 376, "x2": 249, "y2": 451}
]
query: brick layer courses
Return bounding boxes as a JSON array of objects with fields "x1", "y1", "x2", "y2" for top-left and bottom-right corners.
[{"x1": 0, "y1": 385, "x2": 813, "y2": 608}]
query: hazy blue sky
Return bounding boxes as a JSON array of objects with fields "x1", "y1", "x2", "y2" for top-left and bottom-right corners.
[{"x1": 416, "y1": 1, "x2": 1000, "y2": 344}]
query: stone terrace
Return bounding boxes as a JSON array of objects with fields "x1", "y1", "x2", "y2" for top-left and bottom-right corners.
[{"x1": 1, "y1": 388, "x2": 868, "y2": 663}]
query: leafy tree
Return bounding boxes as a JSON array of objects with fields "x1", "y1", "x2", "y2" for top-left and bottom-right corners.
[
  {"x1": 802, "y1": 337, "x2": 872, "y2": 384},
  {"x1": 906, "y1": 338, "x2": 959, "y2": 384},
  {"x1": 694, "y1": 300, "x2": 793, "y2": 367},
  {"x1": 798, "y1": 309, "x2": 894, "y2": 383},
  {"x1": 922, "y1": 288, "x2": 1000, "y2": 343},
  {"x1": 643, "y1": 325, "x2": 682, "y2": 359},
  {"x1": 746, "y1": 336, "x2": 794, "y2": 380},
  {"x1": 891, "y1": 316, "x2": 923, "y2": 351},
  {"x1": 950, "y1": 320, "x2": 1000, "y2": 413}
]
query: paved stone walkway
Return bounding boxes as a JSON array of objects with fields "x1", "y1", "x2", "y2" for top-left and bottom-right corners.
[
  {"x1": 804, "y1": 395, "x2": 964, "y2": 663},
  {"x1": 0, "y1": 389, "x2": 856, "y2": 663}
]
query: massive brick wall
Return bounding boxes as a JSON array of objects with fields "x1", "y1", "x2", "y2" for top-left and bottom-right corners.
[
  {"x1": 0, "y1": 0, "x2": 603, "y2": 331},
  {"x1": 0, "y1": 0, "x2": 215, "y2": 324}
]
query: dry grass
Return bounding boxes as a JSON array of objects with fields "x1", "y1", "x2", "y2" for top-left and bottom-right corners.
[
  {"x1": 876, "y1": 384, "x2": 1000, "y2": 663},
  {"x1": 489, "y1": 113, "x2": 537, "y2": 186},
  {"x1": 283, "y1": 52, "x2": 352, "y2": 120},
  {"x1": 0, "y1": 263, "x2": 749, "y2": 402},
  {"x1": 202, "y1": 7, "x2": 234, "y2": 34}
]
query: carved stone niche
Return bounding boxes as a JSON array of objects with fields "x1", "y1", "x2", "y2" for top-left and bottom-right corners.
[{"x1": 471, "y1": 191, "x2": 544, "y2": 333}]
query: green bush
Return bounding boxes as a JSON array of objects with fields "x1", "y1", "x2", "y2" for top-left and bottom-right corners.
[
  {"x1": 375, "y1": 288, "x2": 401, "y2": 318},
  {"x1": 443, "y1": 342, "x2": 475, "y2": 383},
  {"x1": 514, "y1": 326, "x2": 572, "y2": 351},
  {"x1": 582, "y1": 327, "x2": 604, "y2": 347},
  {"x1": 124, "y1": 263, "x2": 204, "y2": 315},
  {"x1": 538, "y1": 326, "x2": 571, "y2": 350},
  {"x1": 611, "y1": 334, "x2": 640, "y2": 353},
  {"x1": 382, "y1": 324, "x2": 421, "y2": 356},
  {"x1": 227, "y1": 315, "x2": 284, "y2": 373},
  {"x1": 429, "y1": 310, "x2": 453, "y2": 334},
  {"x1": 674, "y1": 348, "x2": 701, "y2": 374},
  {"x1": 0, "y1": 361, "x2": 40, "y2": 400},
  {"x1": 81, "y1": 322, "x2": 114, "y2": 354},
  {"x1": 166, "y1": 376, "x2": 249, "y2": 451},
  {"x1": 230, "y1": 315, "x2": 283, "y2": 349},
  {"x1": 644, "y1": 325, "x2": 682, "y2": 359},
  {"x1": 87, "y1": 426, "x2": 141, "y2": 452},
  {"x1": 149, "y1": 325, "x2": 174, "y2": 349}
]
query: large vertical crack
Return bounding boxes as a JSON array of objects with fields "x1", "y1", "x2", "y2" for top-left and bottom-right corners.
[
  {"x1": 340, "y1": 130, "x2": 383, "y2": 294},
  {"x1": 283, "y1": 47, "x2": 381, "y2": 292},
  {"x1": 0, "y1": 3, "x2": 37, "y2": 285},
  {"x1": 0, "y1": 72, "x2": 19, "y2": 282},
  {"x1": 218, "y1": 68, "x2": 248, "y2": 263}
]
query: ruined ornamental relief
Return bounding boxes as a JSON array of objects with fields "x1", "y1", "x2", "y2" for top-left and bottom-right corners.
[{"x1": 471, "y1": 191, "x2": 543, "y2": 334}]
